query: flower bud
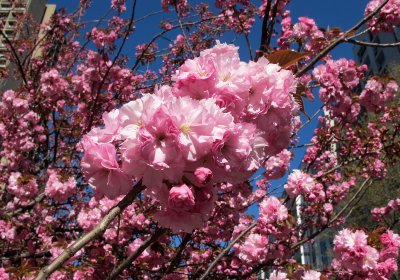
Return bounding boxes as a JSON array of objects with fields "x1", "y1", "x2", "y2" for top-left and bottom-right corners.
[{"x1": 194, "y1": 167, "x2": 213, "y2": 185}]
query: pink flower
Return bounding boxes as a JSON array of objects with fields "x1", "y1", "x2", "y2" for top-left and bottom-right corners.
[
  {"x1": 91, "y1": 27, "x2": 118, "y2": 48},
  {"x1": 293, "y1": 17, "x2": 323, "y2": 40},
  {"x1": 122, "y1": 108, "x2": 185, "y2": 187},
  {"x1": 366, "y1": 0, "x2": 400, "y2": 32},
  {"x1": 0, "y1": 268, "x2": 9, "y2": 280},
  {"x1": 360, "y1": 78, "x2": 398, "y2": 112},
  {"x1": 268, "y1": 271, "x2": 288, "y2": 280},
  {"x1": 111, "y1": 0, "x2": 126, "y2": 12},
  {"x1": 302, "y1": 270, "x2": 321, "y2": 280},
  {"x1": 81, "y1": 136, "x2": 132, "y2": 198}
]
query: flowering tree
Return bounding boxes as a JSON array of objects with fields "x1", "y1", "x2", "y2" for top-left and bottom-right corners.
[{"x1": 0, "y1": 0, "x2": 400, "y2": 279}]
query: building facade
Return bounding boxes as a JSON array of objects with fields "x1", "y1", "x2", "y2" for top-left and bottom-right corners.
[
  {"x1": 0, "y1": 0, "x2": 55, "y2": 90},
  {"x1": 354, "y1": 26, "x2": 400, "y2": 77}
]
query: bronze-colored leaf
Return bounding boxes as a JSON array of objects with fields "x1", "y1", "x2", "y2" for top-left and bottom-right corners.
[
  {"x1": 367, "y1": 226, "x2": 387, "y2": 249},
  {"x1": 293, "y1": 85, "x2": 311, "y2": 120},
  {"x1": 345, "y1": 30, "x2": 356, "y2": 37},
  {"x1": 329, "y1": 27, "x2": 342, "y2": 35},
  {"x1": 266, "y1": 50, "x2": 309, "y2": 69}
]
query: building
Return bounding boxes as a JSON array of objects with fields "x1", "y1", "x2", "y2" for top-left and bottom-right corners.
[
  {"x1": 354, "y1": 26, "x2": 400, "y2": 77},
  {"x1": 0, "y1": 0, "x2": 56, "y2": 90}
]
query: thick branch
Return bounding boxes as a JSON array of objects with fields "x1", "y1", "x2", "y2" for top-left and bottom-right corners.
[
  {"x1": 35, "y1": 181, "x2": 145, "y2": 280},
  {"x1": 107, "y1": 228, "x2": 167, "y2": 280},
  {"x1": 165, "y1": 233, "x2": 192, "y2": 274},
  {"x1": 295, "y1": 0, "x2": 389, "y2": 78},
  {"x1": 199, "y1": 222, "x2": 257, "y2": 280}
]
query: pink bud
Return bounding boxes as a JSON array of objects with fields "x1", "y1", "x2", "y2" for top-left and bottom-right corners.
[{"x1": 194, "y1": 167, "x2": 213, "y2": 185}]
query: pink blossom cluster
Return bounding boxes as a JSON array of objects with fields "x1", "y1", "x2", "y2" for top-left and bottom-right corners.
[
  {"x1": 284, "y1": 169, "x2": 316, "y2": 198},
  {"x1": 333, "y1": 229, "x2": 400, "y2": 279},
  {"x1": 214, "y1": 1, "x2": 256, "y2": 33},
  {"x1": 359, "y1": 78, "x2": 398, "y2": 112},
  {"x1": 0, "y1": 220, "x2": 15, "y2": 243},
  {"x1": 111, "y1": 0, "x2": 126, "y2": 12},
  {"x1": 90, "y1": 27, "x2": 118, "y2": 49},
  {"x1": 82, "y1": 42, "x2": 297, "y2": 232},
  {"x1": 293, "y1": 17, "x2": 324, "y2": 41},
  {"x1": 313, "y1": 58, "x2": 367, "y2": 122},
  {"x1": 161, "y1": 0, "x2": 189, "y2": 15},
  {"x1": 236, "y1": 233, "x2": 269, "y2": 264},
  {"x1": 0, "y1": 90, "x2": 42, "y2": 169},
  {"x1": 264, "y1": 149, "x2": 291, "y2": 179},
  {"x1": 172, "y1": 42, "x2": 297, "y2": 156},
  {"x1": 7, "y1": 172, "x2": 38, "y2": 202},
  {"x1": 371, "y1": 198, "x2": 400, "y2": 221},
  {"x1": 268, "y1": 271, "x2": 288, "y2": 280},
  {"x1": 44, "y1": 169, "x2": 76, "y2": 202},
  {"x1": 0, "y1": 268, "x2": 9, "y2": 280},
  {"x1": 135, "y1": 42, "x2": 158, "y2": 64},
  {"x1": 278, "y1": 13, "x2": 326, "y2": 53},
  {"x1": 125, "y1": 237, "x2": 163, "y2": 266},
  {"x1": 326, "y1": 177, "x2": 356, "y2": 204},
  {"x1": 78, "y1": 196, "x2": 148, "y2": 237},
  {"x1": 365, "y1": 0, "x2": 400, "y2": 33},
  {"x1": 259, "y1": 196, "x2": 288, "y2": 224},
  {"x1": 258, "y1": 0, "x2": 291, "y2": 17},
  {"x1": 40, "y1": 69, "x2": 70, "y2": 108}
]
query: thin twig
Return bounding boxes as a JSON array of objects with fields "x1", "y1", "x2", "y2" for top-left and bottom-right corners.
[
  {"x1": 131, "y1": 16, "x2": 222, "y2": 71},
  {"x1": 291, "y1": 178, "x2": 372, "y2": 251},
  {"x1": 330, "y1": 178, "x2": 372, "y2": 225},
  {"x1": 343, "y1": 38, "x2": 400, "y2": 48},
  {"x1": 0, "y1": 29, "x2": 27, "y2": 85},
  {"x1": 199, "y1": 222, "x2": 257, "y2": 280},
  {"x1": 107, "y1": 228, "x2": 167, "y2": 280},
  {"x1": 165, "y1": 233, "x2": 191, "y2": 274},
  {"x1": 86, "y1": 0, "x2": 137, "y2": 132},
  {"x1": 174, "y1": 5, "x2": 195, "y2": 58}
]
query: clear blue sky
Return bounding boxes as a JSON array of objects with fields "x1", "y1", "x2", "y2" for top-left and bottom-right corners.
[{"x1": 48, "y1": 0, "x2": 370, "y2": 199}]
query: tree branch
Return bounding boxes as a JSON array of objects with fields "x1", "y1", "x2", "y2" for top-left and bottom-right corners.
[
  {"x1": 107, "y1": 228, "x2": 167, "y2": 280},
  {"x1": 199, "y1": 222, "x2": 257, "y2": 280},
  {"x1": 0, "y1": 29, "x2": 28, "y2": 85},
  {"x1": 295, "y1": 0, "x2": 389, "y2": 78},
  {"x1": 343, "y1": 38, "x2": 400, "y2": 48},
  {"x1": 85, "y1": 0, "x2": 137, "y2": 133},
  {"x1": 35, "y1": 181, "x2": 145, "y2": 280},
  {"x1": 165, "y1": 233, "x2": 191, "y2": 274}
]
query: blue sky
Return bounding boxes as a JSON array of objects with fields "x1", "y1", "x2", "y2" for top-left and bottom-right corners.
[{"x1": 48, "y1": 0, "x2": 370, "y2": 198}]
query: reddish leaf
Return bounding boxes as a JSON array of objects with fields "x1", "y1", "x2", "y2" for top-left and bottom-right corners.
[
  {"x1": 292, "y1": 84, "x2": 311, "y2": 120},
  {"x1": 266, "y1": 50, "x2": 309, "y2": 69}
]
